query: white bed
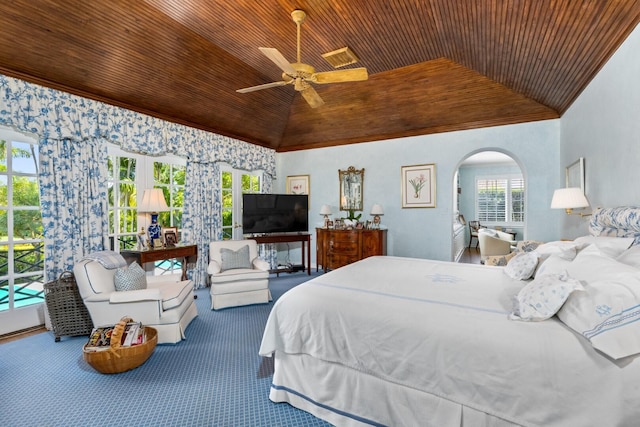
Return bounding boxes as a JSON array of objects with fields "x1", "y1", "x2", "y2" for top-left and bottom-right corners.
[{"x1": 259, "y1": 207, "x2": 640, "y2": 427}]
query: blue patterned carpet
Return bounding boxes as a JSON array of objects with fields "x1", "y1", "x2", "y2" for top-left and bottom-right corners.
[{"x1": 0, "y1": 272, "x2": 331, "y2": 427}]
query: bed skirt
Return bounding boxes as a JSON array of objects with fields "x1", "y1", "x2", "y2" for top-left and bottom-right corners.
[{"x1": 270, "y1": 351, "x2": 518, "y2": 427}]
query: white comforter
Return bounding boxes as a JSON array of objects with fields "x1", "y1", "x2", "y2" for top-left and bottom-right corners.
[{"x1": 260, "y1": 256, "x2": 640, "y2": 427}]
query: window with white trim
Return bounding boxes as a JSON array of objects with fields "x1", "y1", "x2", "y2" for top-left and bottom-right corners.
[
  {"x1": 107, "y1": 146, "x2": 185, "y2": 258},
  {"x1": 476, "y1": 175, "x2": 524, "y2": 224},
  {"x1": 0, "y1": 128, "x2": 44, "y2": 314},
  {"x1": 221, "y1": 166, "x2": 262, "y2": 240}
]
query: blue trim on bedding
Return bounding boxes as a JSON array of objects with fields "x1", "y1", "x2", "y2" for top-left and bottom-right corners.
[
  {"x1": 310, "y1": 281, "x2": 508, "y2": 315},
  {"x1": 271, "y1": 383, "x2": 386, "y2": 427},
  {"x1": 583, "y1": 305, "x2": 640, "y2": 339}
]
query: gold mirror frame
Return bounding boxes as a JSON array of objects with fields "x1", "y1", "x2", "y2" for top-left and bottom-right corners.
[{"x1": 339, "y1": 166, "x2": 364, "y2": 212}]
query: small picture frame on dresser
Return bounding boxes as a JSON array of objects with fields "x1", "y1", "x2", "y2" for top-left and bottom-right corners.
[{"x1": 355, "y1": 222, "x2": 364, "y2": 230}]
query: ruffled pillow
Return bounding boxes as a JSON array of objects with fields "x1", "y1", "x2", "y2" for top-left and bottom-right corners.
[
  {"x1": 510, "y1": 271, "x2": 583, "y2": 321},
  {"x1": 504, "y1": 251, "x2": 540, "y2": 280}
]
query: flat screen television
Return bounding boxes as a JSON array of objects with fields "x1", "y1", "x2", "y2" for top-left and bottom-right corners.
[{"x1": 242, "y1": 193, "x2": 309, "y2": 235}]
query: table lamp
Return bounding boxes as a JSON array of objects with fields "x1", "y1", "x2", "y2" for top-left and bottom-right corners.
[
  {"x1": 320, "y1": 204, "x2": 332, "y2": 228},
  {"x1": 370, "y1": 204, "x2": 384, "y2": 228},
  {"x1": 139, "y1": 188, "x2": 169, "y2": 245}
]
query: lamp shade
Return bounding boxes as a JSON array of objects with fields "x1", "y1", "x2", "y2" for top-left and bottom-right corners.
[
  {"x1": 550, "y1": 187, "x2": 589, "y2": 209},
  {"x1": 370, "y1": 204, "x2": 384, "y2": 216},
  {"x1": 319, "y1": 204, "x2": 332, "y2": 216},
  {"x1": 139, "y1": 188, "x2": 169, "y2": 213}
]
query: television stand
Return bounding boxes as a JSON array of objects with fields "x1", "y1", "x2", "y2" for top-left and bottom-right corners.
[{"x1": 250, "y1": 233, "x2": 311, "y2": 276}]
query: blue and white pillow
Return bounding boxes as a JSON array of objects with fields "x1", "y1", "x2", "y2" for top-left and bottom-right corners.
[
  {"x1": 114, "y1": 262, "x2": 147, "y2": 291},
  {"x1": 510, "y1": 271, "x2": 583, "y2": 321},
  {"x1": 504, "y1": 251, "x2": 540, "y2": 280}
]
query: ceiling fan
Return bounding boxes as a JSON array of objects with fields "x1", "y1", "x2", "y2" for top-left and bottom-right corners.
[{"x1": 236, "y1": 10, "x2": 368, "y2": 108}]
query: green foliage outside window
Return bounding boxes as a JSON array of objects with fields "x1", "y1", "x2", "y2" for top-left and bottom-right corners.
[{"x1": 0, "y1": 139, "x2": 43, "y2": 279}]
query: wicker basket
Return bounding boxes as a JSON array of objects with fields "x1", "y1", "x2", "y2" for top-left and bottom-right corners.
[
  {"x1": 44, "y1": 271, "x2": 94, "y2": 342},
  {"x1": 83, "y1": 318, "x2": 157, "y2": 374}
]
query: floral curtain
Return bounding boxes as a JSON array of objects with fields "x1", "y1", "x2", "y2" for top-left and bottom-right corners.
[
  {"x1": 0, "y1": 74, "x2": 276, "y2": 281},
  {"x1": 181, "y1": 161, "x2": 221, "y2": 288},
  {"x1": 39, "y1": 137, "x2": 109, "y2": 280}
]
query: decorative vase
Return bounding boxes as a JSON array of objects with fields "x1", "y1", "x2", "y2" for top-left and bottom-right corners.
[{"x1": 148, "y1": 213, "x2": 162, "y2": 241}]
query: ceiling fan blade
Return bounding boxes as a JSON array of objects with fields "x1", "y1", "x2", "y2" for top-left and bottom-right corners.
[
  {"x1": 300, "y1": 85, "x2": 325, "y2": 108},
  {"x1": 313, "y1": 68, "x2": 368, "y2": 84},
  {"x1": 236, "y1": 81, "x2": 288, "y2": 93},
  {"x1": 258, "y1": 47, "x2": 296, "y2": 75}
]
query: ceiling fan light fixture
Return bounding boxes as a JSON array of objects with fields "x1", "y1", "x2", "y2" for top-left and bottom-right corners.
[{"x1": 322, "y1": 47, "x2": 360, "y2": 68}]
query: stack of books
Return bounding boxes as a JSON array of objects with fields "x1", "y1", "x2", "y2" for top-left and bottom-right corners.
[{"x1": 84, "y1": 322, "x2": 145, "y2": 352}]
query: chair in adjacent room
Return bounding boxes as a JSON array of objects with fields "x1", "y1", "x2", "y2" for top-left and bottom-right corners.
[
  {"x1": 478, "y1": 229, "x2": 516, "y2": 264},
  {"x1": 468, "y1": 220, "x2": 483, "y2": 249},
  {"x1": 207, "y1": 239, "x2": 271, "y2": 310}
]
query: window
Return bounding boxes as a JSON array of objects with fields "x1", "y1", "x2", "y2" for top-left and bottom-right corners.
[
  {"x1": 476, "y1": 175, "x2": 524, "y2": 224},
  {"x1": 221, "y1": 167, "x2": 262, "y2": 240},
  {"x1": 107, "y1": 146, "x2": 185, "y2": 261},
  {"x1": 0, "y1": 128, "x2": 44, "y2": 316}
]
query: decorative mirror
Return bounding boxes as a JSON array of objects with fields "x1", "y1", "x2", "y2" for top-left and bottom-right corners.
[{"x1": 339, "y1": 166, "x2": 364, "y2": 212}]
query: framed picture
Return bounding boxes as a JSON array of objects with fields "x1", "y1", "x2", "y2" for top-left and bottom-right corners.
[
  {"x1": 566, "y1": 157, "x2": 585, "y2": 193},
  {"x1": 401, "y1": 164, "x2": 436, "y2": 208},
  {"x1": 162, "y1": 227, "x2": 178, "y2": 247},
  {"x1": 286, "y1": 175, "x2": 310, "y2": 195}
]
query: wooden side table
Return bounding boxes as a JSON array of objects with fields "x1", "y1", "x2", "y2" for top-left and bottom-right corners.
[
  {"x1": 120, "y1": 244, "x2": 198, "y2": 281},
  {"x1": 251, "y1": 233, "x2": 312, "y2": 275}
]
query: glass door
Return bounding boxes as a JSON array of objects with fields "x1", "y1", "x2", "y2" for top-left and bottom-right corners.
[{"x1": 221, "y1": 167, "x2": 261, "y2": 240}]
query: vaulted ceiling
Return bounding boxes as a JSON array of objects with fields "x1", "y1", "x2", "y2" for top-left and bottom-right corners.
[{"x1": 1, "y1": 1, "x2": 639, "y2": 152}]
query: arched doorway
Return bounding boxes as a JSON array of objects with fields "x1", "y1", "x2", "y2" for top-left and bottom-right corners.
[{"x1": 452, "y1": 150, "x2": 525, "y2": 262}]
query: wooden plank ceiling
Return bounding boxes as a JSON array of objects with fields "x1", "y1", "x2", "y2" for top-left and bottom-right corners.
[{"x1": 0, "y1": 1, "x2": 638, "y2": 152}]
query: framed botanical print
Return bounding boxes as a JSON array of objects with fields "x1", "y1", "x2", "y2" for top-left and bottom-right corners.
[
  {"x1": 286, "y1": 175, "x2": 310, "y2": 195},
  {"x1": 401, "y1": 163, "x2": 436, "y2": 208}
]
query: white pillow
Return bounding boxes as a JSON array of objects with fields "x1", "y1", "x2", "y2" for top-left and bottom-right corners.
[
  {"x1": 574, "y1": 236, "x2": 634, "y2": 258},
  {"x1": 504, "y1": 251, "x2": 540, "y2": 280},
  {"x1": 535, "y1": 254, "x2": 573, "y2": 278},
  {"x1": 534, "y1": 240, "x2": 587, "y2": 261},
  {"x1": 557, "y1": 272, "x2": 640, "y2": 359},
  {"x1": 509, "y1": 271, "x2": 583, "y2": 321},
  {"x1": 616, "y1": 244, "x2": 640, "y2": 269},
  {"x1": 565, "y1": 244, "x2": 638, "y2": 282}
]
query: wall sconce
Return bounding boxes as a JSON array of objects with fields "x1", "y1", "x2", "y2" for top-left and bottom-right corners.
[
  {"x1": 370, "y1": 204, "x2": 384, "y2": 228},
  {"x1": 319, "y1": 204, "x2": 332, "y2": 228},
  {"x1": 139, "y1": 188, "x2": 170, "y2": 246},
  {"x1": 550, "y1": 187, "x2": 592, "y2": 217}
]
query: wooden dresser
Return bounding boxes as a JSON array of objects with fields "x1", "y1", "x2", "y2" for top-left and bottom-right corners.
[{"x1": 316, "y1": 228, "x2": 387, "y2": 271}]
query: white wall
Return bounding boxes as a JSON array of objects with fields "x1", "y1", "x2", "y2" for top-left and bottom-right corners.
[
  {"x1": 561, "y1": 23, "x2": 640, "y2": 238},
  {"x1": 276, "y1": 119, "x2": 561, "y2": 266}
]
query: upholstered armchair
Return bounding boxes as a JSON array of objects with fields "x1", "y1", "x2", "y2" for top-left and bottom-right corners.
[
  {"x1": 74, "y1": 253, "x2": 198, "y2": 344},
  {"x1": 478, "y1": 229, "x2": 516, "y2": 263},
  {"x1": 207, "y1": 239, "x2": 271, "y2": 310}
]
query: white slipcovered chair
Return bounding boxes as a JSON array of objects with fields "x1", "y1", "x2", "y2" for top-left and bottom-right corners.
[
  {"x1": 208, "y1": 239, "x2": 271, "y2": 310},
  {"x1": 478, "y1": 229, "x2": 516, "y2": 263},
  {"x1": 74, "y1": 254, "x2": 198, "y2": 344}
]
